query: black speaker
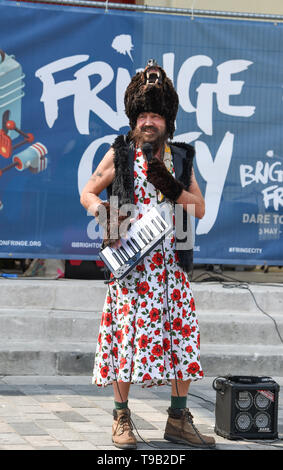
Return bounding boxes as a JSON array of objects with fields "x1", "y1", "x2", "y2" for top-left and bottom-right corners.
[{"x1": 213, "y1": 375, "x2": 279, "y2": 440}]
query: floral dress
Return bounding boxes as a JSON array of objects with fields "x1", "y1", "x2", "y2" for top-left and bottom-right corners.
[{"x1": 92, "y1": 145, "x2": 203, "y2": 388}]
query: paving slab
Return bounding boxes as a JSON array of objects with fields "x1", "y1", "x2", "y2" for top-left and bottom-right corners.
[{"x1": 0, "y1": 375, "x2": 282, "y2": 453}]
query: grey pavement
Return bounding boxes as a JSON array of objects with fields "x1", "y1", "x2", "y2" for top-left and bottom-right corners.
[{"x1": 0, "y1": 375, "x2": 282, "y2": 451}]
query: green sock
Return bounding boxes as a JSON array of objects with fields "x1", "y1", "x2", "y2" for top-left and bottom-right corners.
[
  {"x1": 114, "y1": 400, "x2": 128, "y2": 410},
  {"x1": 171, "y1": 395, "x2": 187, "y2": 409}
]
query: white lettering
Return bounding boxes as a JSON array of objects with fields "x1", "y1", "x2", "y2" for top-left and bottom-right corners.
[
  {"x1": 195, "y1": 132, "x2": 234, "y2": 234},
  {"x1": 242, "y1": 213, "x2": 272, "y2": 224},
  {"x1": 216, "y1": 60, "x2": 255, "y2": 118},
  {"x1": 35, "y1": 57, "x2": 130, "y2": 134},
  {"x1": 177, "y1": 55, "x2": 213, "y2": 114},
  {"x1": 240, "y1": 161, "x2": 283, "y2": 188},
  {"x1": 177, "y1": 56, "x2": 255, "y2": 135},
  {"x1": 35, "y1": 55, "x2": 89, "y2": 128},
  {"x1": 262, "y1": 185, "x2": 283, "y2": 211}
]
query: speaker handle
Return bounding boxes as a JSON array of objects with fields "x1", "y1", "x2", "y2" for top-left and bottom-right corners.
[
  {"x1": 212, "y1": 376, "x2": 228, "y2": 394},
  {"x1": 226, "y1": 375, "x2": 275, "y2": 384}
]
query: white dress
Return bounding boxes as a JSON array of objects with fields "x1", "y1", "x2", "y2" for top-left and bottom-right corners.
[{"x1": 92, "y1": 146, "x2": 203, "y2": 388}]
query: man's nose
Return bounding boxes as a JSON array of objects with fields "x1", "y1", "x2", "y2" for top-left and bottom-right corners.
[{"x1": 144, "y1": 116, "x2": 154, "y2": 126}]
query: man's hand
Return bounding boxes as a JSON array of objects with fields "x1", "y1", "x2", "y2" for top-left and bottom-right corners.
[
  {"x1": 147, "y1": 157, "x2": 184, "y2": 202},
  {"x1": 96, "y1": 202, "x2": 130, "y2": 247}
]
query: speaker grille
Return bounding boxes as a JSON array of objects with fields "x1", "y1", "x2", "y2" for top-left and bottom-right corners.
[
  {"x1": 235, "y1": 412, "x2": 253, "y2": 431},
  {"x1": 254, "y1": 412, "x2": 271, "y2": 429},
  {"x1": 255, "y1": 392, "x2": 271, "y2": 410},
  {"x1": 236, "y1": 391, "x2": 253, "y2": 410}
]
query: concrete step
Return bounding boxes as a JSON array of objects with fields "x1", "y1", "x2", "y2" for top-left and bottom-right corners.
[
  {"x1": 1, "y1": 279, "x2": 283, "y2": 313},
  {"x1": 198, "y1": 311, "x2": 283, "y2": 345},
  {"x1": 0, "y1": 341, "x2": 282, "y2": 377},
  {"x1": 0, "y1": 340, "x2": 95, "y2": 376},
  {"x1": 0, "y1": 309, "x2": 101, "y2": 342},
  {"x1": 0, "y1": 279, "x2": 282, "y2": 376},
  {"x1": 0, "y1": 279, "x2": 107, "y2": 312},
  {"x1": 0, "y1": 308, "x2": 282, "y2": 345},
  {"x1": 202, "y1": 344, "x2": 283, "y2": 377}
]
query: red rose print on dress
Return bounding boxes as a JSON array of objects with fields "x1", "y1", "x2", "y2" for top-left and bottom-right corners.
[
  {"x1": 138, "y1": 334, "x2": 149, "y2": 349},
  {"x1": 120, "y1": 357, "x2": 127, "y2": 369},
  {"x1": 137, "y1": 318, "x2": 144, "y2": 328},
  {"x1": 164, "y1": 321, "x2": 170, "y2": 332},
  {"x1": 173, "y1": 317, "x2": 182, "y2": 331},
  {"x1": 190, "y1": 298, "x2": 196, "y2": 311},
  {"x1": 142, "y1": 373, "x2": 152, "y2": 381},
  {"x1": 171, "y1": 289, "x2": 181, "y2": 301},
  {"x1": 182, "y1": 324, "x2": 192, "y2": 338},
  {"x1": 104, "y1": 312, "x2": 112, "y2": 326},
  {"x1": 149, "y1": 308, "x2": 160, "y2": 322},
  {"x1": 151, "y1": 344, "x2": 163, "y2": 357},
  {"x1": 100, "y1": 366, "x2": 109, "y2": 378},
  {"x1": 122, "y1": 304, "x2": 130, "y2": 316},
  {"x1": 163, "y1": 338, "x2": 171, "y2": 351},
  {"x1": 152, "y1": 252, "x2": 163, "y2": 266},
  {"x1": 187, "y1": 362, "x2": 200, "y2": 374},
  {"x1": 92, "y1": 146, "x2": 203, "y2": 387},
  {"x1": 136, "y1": 281, "x2": 150, "y2": 295},
  {"x1": 115, "y1": 330, "x2": 124, "y2": 344},
  {"x1": 106, "y1": 334, "x2": 112, "y2": 344}
]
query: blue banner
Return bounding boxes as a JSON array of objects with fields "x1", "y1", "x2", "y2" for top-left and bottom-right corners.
[{"x1": 0, "y1": 1, "x2": 282, "y2": 265}]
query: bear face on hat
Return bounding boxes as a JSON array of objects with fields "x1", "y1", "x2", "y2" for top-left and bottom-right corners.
[{"x1": 124, "y1": 59, "x2": 179, "y2": 139}]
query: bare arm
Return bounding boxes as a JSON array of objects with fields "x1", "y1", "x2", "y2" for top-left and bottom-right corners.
[
  {"x1": 80, "y1": 147, "x2": 115, "y2": 216},
  {"x1": 176, "y1": 169, "x2": 205, "y2": 219}
]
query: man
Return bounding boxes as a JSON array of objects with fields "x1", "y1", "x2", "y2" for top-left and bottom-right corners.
[{"x1": 80, "y1": 60, "x2": 215, "y2": 450}]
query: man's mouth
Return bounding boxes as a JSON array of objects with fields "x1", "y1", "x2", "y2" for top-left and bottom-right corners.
[{"x1": 142, "y1": 126, "x2": 158, "y2": 135}]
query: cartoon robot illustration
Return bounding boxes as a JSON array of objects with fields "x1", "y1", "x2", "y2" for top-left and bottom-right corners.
[{"x1": 0, "y1": 49, "x2": 48, "y2": 211}]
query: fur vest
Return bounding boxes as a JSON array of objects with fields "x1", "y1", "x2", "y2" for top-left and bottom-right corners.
[{"x1": 107, "y1": 135, "x2": 195, "y2": 273}]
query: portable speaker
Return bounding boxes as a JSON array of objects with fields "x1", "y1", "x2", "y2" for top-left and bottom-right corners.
[{"x1": 213, "y1": 375, "x2": 279, "y2": 440}]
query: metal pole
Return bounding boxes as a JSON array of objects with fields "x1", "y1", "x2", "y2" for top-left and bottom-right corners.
[{"x1": 15, "y1": 0, "x2": 283, "y2": 22}]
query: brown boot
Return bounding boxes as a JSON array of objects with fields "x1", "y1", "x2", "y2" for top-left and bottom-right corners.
[
  {"x1": 112, "y1": 408, "x2": 137, "y2": 449},
  {"x1": 164, "y1": 407, "x2": 216, "y2": 449}
]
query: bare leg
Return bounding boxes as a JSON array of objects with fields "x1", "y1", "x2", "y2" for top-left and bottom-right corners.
[
  {"x1": 171, "y1": 379, "x2": 191, "y2": 397},
  {"x1": 113, "y1": 381, "x2": 131, "y2": 403}
]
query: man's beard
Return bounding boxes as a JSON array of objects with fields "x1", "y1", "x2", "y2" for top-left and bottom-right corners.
[{"x1": 132, "y1": 125, "x2": 167, "y2": 155}]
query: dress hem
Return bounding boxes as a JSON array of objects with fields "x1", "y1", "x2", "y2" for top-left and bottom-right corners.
[{"x1": 92, "y1": 374, "x2": 204, "y2": 389}]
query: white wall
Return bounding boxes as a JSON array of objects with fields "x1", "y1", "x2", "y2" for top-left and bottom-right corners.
[{"x1": 143, "y1": 0, "x2": 283, "y2": 15}]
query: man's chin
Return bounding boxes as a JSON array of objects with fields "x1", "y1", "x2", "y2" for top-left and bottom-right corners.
[
  {"x1": 141, "y1": 134, "x2": 157, "y2": 143},
  {"x1": 132, "y1": 127, "x2": 167, "y2": 150}
]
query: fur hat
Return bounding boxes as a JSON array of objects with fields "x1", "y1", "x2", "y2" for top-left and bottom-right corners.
[{"x1": 124, "y1": 59, "x2": 179, "y2": 139}]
